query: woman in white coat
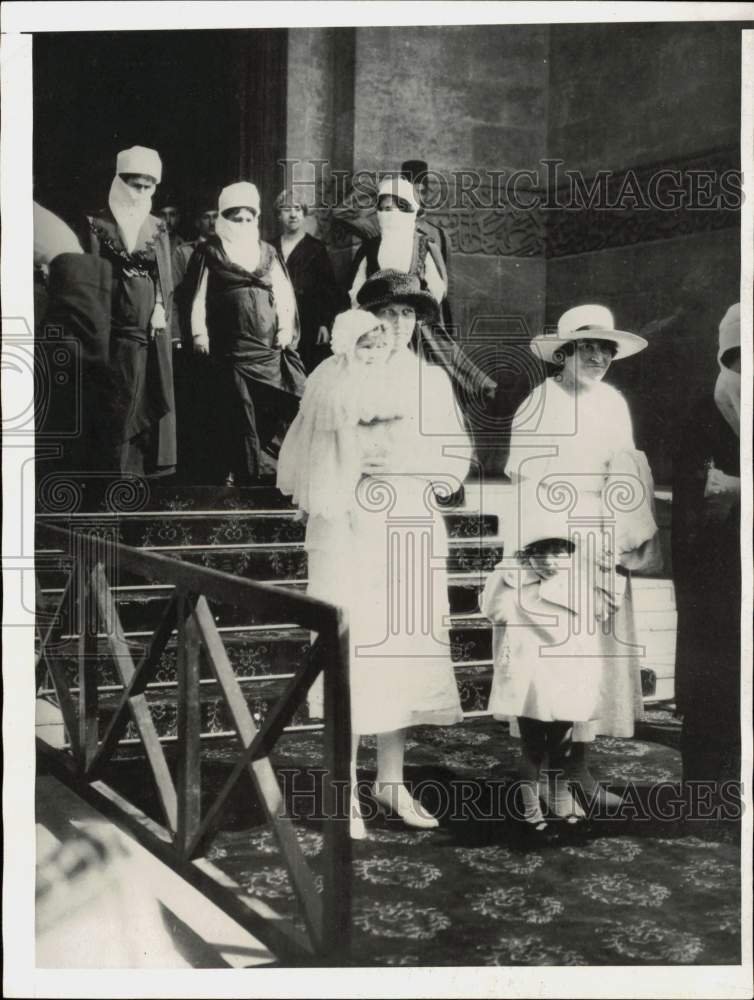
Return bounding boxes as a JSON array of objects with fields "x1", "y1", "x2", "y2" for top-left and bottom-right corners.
[
  {"x1": 278, "y1": 275, "x2": 470, "y2": 838},
  {"x1": 503, "y1": 304, "x2": 655, "y2": 811}
]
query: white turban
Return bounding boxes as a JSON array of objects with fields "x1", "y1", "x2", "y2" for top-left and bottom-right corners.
[
  {"x1": 377, "y1": 176, "x2": 420, "y2": 212},
  {"x1": 115, "y1": 146, "x2": 162, "y2": 183},
  {"x1": 218, "y1": 182, "x2": 260, "y2": 215}
]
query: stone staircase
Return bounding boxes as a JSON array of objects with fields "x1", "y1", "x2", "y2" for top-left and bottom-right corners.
[{"x1": 35, "y1": 485, "x2": 676, "y2": 746}]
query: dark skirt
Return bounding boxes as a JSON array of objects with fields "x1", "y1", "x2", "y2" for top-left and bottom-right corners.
[
  {"x1": 214, "y1": 364, "x2": 302, "y2": 483},
  {"x1": 111, "y1": 331, "x2": 176, "y2": 476}
]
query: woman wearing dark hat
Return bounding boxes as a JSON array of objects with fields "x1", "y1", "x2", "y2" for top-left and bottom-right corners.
[
  {"x1": 356, "y1": 268, "x2": 494, "y2": 492},
  {"x1": 504, "y1": 304, "x2": 655, "y2": 816},
  {"x1": 278, "y1": 301, "x2": 470, "y2": 838},
  {"x1": 356, "y1": 267, "x2": 440, "y2": 344}
]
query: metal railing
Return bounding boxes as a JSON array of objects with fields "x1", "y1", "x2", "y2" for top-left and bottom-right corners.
[{"x1": 35, "y1": 520, "x2": 352, "y2": 965}]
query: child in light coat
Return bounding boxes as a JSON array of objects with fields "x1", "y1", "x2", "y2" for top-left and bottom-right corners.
[{"x1": 481, "y1": 498, "x2": 625, "y2": 836}]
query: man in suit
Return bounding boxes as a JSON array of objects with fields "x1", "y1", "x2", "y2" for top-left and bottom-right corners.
[{"x1": 156, "y1": 189, "x2": 186, "y2": 254}]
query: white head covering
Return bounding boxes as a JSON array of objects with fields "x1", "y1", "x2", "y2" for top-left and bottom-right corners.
[
  {"x1": 218, "y1": 182, "x2": 260, "y2": 215},
  {"x1": 377, "y1": 176, "x2": 420, "y2": 213},
  {"x1": 109, "y1": 147, "x2": 161, "y2": 253},
  {"x1": 714, "y1": 302, "x2": 741, "y2": 436},
  {"x1": 277, "y1": 309, "x2": 417, "y2": 521},
  {"x1": 530, "y1": 304, "x2": 648, "y2": 363},
  {"x1": 215, "y1": 182, "x2": 262, "y2": 272},
  {"x1": 330, "y1": 309, "x2": 384, "y2": 357},
  {"x1": 116, "y1": 146, "x2": 162, "y2": 183}
]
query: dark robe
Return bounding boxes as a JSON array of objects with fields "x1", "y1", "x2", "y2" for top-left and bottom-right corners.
[
  {"x1": 671, "y1": 395, "x2": 741, "y2": 783},
  {"x1": 85, "y1": 210, "x2": 176, "y2": 477},
  {"x1": 350, "y1": 232, "x2": 496, "y2": 411},
  {"x1": 35, "y1": 253, "x2": 129, "y2": 488},
  {"x1": 417, "y1": 217, "x2": 452, "y2": 328},
  {"x1": 272, "y1": 233, "x2": 347, "y2": 373},
  {"x1": 183, "y1": 236, "x2": 306, "y2": 483}
]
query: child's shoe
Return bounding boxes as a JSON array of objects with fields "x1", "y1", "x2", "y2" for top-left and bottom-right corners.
[{"x1": 515, "y1": 781, "x2": 560, "y2": 846}]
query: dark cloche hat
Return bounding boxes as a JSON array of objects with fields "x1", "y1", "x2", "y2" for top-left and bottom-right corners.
[{"x1": 356, "y1": 269, "x2": 440, "y2": 325}]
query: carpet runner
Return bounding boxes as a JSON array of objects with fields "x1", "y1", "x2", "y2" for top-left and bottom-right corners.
[{"x1": 35, "y1": 484, "x2": 735, "y2": 968}]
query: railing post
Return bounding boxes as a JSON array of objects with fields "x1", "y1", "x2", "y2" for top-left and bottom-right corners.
[
  {"x1": 319, "y1": 610, "x2": 352, "y2": 962},
  {"x1": 75, "y1": 554, "x2": 99, "y2": 770},
  {"x1": 176, "y1": 592, "x2": 202, "y2": 858}
]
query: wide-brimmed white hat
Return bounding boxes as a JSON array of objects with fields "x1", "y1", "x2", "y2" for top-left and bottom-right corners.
[
  {"x1": 116, "y1": 145, "x2": 162, "y2": 183},
  {"x1": 218, "y1": 181, "x2": 260, "y2": 215},
  {"x1": 530, "y1": 304, "x2": 647, "y2": 363}
]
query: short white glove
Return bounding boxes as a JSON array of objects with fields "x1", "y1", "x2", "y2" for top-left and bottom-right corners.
[
  {"x1": 193, "y1": 333, "x2": 210, "y2": 355},
  {"x1": 149, "y1": 302, "x2": 166, "y2": 334}
]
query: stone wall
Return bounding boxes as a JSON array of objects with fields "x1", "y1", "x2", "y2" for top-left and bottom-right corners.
[
  {"x1": 546, "y1": 21, "x2": 743, "y2": 482},
  {"x1": 351, "y1": 24, "x2": 550, "y2": 346},
  {"x1": 548, "y1": 22, "x2": 743, "y2": 176},
  {"x1": 284, "y1": 22, "x2": 743, "y2": 479}
]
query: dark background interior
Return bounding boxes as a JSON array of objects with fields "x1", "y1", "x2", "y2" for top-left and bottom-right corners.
[{"x1": 33, "y1": 29, "x2": 287, "y2": 240}]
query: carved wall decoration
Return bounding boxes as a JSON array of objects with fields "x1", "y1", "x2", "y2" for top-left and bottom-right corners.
[
  {"x1": 544, "y1": 147, "x2": 741, "y2": 258},
  {"x1": 316, "y1": 148, "x2": 740, "y2": 259}
]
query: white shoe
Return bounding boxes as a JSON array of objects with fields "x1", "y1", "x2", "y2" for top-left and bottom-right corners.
[
  {"x1": 349, "y1": 814, "x2": 367, "y2": 840},
  {"x1": 372, "y1": 782, "x2": 439, "y2": 829},
  {"x1": 540, "y1": 780, "x2": 586, "y2": 824},
  {"x1": 349, "y1": 793, "x2": 367, "y2": 840}
]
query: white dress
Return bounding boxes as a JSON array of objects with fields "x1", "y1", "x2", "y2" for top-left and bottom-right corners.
[
  {"x1": 502, "y1": 377, "x2": 645, "y2": 740},
  {"x1": 285, "y1": 350, "x2": 470, "y2": 735}
]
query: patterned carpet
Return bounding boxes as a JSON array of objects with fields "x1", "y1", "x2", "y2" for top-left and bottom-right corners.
[{"x1": 191, "y1": 711, "x2": 741, "y2": 967}]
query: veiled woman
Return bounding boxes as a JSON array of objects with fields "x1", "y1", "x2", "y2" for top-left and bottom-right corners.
[
  {"x1": 85, "y1": 145, "x2": 176, "y2": 477},
  {"x1": 348, "y1": 177, "x2": 495, "y2": 428},
  {"x1": 185, "y1": 181, "x2": 306, "y2": 483}
]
